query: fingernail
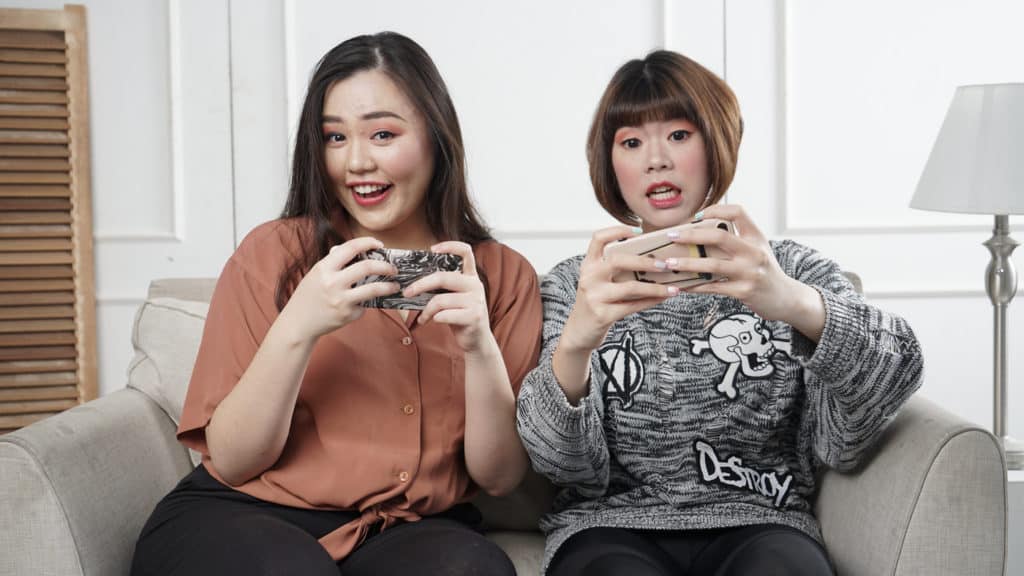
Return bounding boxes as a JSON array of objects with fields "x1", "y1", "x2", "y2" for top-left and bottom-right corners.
[
  {"x1": 665, "y1": 258, "x2": 678, "y2": 267},
  {"x1": 692, "y1": 210, "x2": 704, "y2": 222},
  {"x1": 666, "y1": 230, "x2": 680, "y2": 239},
  {"x1": 632, "y1": 227, "x2": 643, "y2": 234},
  {"x1": 667, "y1": 286, "x2": 680, "y2": 295},
  {"x1": 654, "y1": 259, "x2": 667, "y2": 270}
]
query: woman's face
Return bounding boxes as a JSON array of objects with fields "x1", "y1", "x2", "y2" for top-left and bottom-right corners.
[
  {"x1": 322, "y1": 69, "x2": 435, "y2": 246},
  {"x1": 611, "y1": 118, "x2": 709, "y2": 232}
]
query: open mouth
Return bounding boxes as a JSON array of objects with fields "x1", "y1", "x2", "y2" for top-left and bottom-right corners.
[
  {"x1": 646, "y1": 183, "x2": 682, "y2": 208},
  {"x1": 350, "y1": 183, "x2": 392, "y2": 206},
  {"x1": 647, "y1": 184, "x2": 680, "y2": 198},
  {"x1": 353, "y1": 183, "x2": 391, "y2": 198}
]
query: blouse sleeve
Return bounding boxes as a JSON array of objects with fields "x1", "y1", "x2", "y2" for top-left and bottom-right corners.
[
  {"x1": 176, "y1": 248, "x2": 282, "y2": 455},
  {"x1": 481, "y1": 243, "x2": 543, "y2": 395}
]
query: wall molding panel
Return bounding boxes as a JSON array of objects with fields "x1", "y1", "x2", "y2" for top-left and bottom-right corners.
[
  {"x1": 9, "y1": 0, "x2": 1012, "y2": 430},
  {"x1": 93, "y1": 233, "x2": 181, "y2": 243},
  {"x1": 167, "y1": 0, "x2": 185, "y2": 242},
  {"x1": 725, "y1": 0, "x2": 1024, "y2": 435},
  {"x1": 92, "y1": 0, "x2": 235, "y2": 395},
  {"x1": 229, "y1": 0, "x2": 288, "y2": 245}
]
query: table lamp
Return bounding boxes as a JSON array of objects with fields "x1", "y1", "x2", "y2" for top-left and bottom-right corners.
[{"x1": 911, "y1": 82, "x2": 1024, "y2": 469}]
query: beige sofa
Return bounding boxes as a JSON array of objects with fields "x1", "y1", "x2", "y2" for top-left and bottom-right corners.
[{"x1": 0, "y1": 278, "x2": 1008, "y2": 575}]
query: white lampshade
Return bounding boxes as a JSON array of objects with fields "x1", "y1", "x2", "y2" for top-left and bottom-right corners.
[{"x1": 911, "y1": 83, "x2": 1024, "y2": 215}]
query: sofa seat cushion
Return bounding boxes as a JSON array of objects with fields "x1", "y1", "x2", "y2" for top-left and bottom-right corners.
[{"x1": 486, "y1": 531, "x2": 545, "y2": 575}]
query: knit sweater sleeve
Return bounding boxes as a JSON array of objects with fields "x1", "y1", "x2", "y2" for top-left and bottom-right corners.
[
  {"x1": 778, "y1": 240, "x2": 924, "y2": 472},
  {"x1": 516, "y1": 256, "x2": 611, "y2": 496}
]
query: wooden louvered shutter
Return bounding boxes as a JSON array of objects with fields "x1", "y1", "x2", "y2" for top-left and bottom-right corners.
[{"x1": 0, "y1": 5, "x2": 96, "y2": 434}]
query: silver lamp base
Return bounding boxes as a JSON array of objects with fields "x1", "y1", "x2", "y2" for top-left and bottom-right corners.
[{"x1": 984, "y1": 215, "x2": 1020, "y2": 470}]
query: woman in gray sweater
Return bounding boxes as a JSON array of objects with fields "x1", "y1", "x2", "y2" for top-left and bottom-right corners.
[{"x1": 515, "y1": 50, "x2": 923, "y2": 576}]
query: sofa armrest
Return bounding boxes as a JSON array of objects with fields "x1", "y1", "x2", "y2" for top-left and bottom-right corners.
[
  {"x1": 0, "y1": 388, "x2": 194, "y2": 576},
  {"x1": 815, "y1": 395, "x2": 1006, "y2": 576}
]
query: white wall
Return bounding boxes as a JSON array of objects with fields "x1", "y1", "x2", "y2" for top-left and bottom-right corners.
[
  {"x1": 2, "y1": 0, "x2": 236, "y2": 401},
  {"x1": 5, "y1": 0, "x2": 1021, "y2": 438},
  {"x1": 724, "y1": 0, "x2": 1024, "y2": 435}
]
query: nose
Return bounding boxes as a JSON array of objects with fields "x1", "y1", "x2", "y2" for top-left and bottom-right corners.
[
  {"x1": 347, "y1": 140, "x2": 375, "y2": 173},
  {"x1": 645, "y1": 140, "x2": 672, "y2": 173}
]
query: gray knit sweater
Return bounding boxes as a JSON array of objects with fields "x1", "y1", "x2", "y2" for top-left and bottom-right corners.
[{"x1": 516, "y1": 239, "x2": 923, "y2": 573}]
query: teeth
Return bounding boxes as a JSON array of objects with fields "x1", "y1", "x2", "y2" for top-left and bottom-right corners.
[
  {"x1": 649, "y1": 188, "x2": 679, "y2": 200},
  {"x1": 648, "y1": 186, "x2": 679, "y2": 199},
  {"x1": 353, "y1": 184, "x2": 388, "y2": 196}
]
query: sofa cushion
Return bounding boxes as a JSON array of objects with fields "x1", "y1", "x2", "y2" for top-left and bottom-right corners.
[
  {"x1": 127, "y1": 296, "x2": 210, "y2": 465},
  {"x1": 147, "y1": 277, "x2": 218, "y2": 303}
]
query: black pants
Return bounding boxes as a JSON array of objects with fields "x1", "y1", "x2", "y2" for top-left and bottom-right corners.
[
  {"x1": 130, "y1": 465, "x2": 515, "y2": 576},
  {"x1": 548, "y1": 524, "x2": 834, "y2": 576}
]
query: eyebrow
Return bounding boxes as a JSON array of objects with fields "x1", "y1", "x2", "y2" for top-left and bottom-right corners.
[{"x1": 321, "y1": 110, "x2": 407, "y2": 124}]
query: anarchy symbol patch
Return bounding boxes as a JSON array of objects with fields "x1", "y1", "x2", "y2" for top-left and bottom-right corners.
[{"x1": 598, "y1": 331, "x2": 645, "y2": 409}]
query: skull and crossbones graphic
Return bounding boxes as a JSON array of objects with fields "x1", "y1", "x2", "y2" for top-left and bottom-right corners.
[{"x1": 689, "y1": 313, "x2": 791, "y2": 399}]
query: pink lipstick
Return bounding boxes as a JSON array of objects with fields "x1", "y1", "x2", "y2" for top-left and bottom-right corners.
[
  {"x1": 646, "y1": 181, "x2": 683, "y2": 209},
  {"x1": 348, "y1": 182, "x2": 392, "y2": 207}
]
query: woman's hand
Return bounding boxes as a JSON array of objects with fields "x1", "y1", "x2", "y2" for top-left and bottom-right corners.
[
  {"x1": 405, "y1": 242, "x2": 529, "y2": 496},
  {"x1": 404, "y1": 241, "x2": 493, "y2": 354},
  {"x1": 281, "y1": 236, "x2": 401, "y2": 343},
  {"x1": 561, "y1": 226, "x2": 679, "y2": 353},
  {"x1": 551, "y1": 227, "x2": 678, "y2": 405},
  {"x1": 667, "y1": 204, "x2": 826, "y2": 340}
]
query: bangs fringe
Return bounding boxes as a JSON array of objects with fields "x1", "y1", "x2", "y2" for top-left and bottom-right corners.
[{"x1": 604, "y1": 74, "x2": 697, "y2": 137}]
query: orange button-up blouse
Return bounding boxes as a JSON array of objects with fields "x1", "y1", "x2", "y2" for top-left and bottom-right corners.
[{"x1": 176, "y1": 218, "x2": 542, "y2": 560}]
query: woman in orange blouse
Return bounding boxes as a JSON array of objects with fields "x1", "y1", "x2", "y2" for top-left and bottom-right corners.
[{"x1": 131, "y1": 32, "x2": 542, "y2": 576}]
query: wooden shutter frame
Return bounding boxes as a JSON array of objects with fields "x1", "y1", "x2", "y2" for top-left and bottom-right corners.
[{"x1": 0, "y1": 5, "x2": 97, "y2": 424}]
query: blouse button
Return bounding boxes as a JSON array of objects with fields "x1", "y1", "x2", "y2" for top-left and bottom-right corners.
[
  {"x1": 402, "y1": 404, "x2": 415, "y2": 415},
  {"x1": 401, "y1": 336, "x2": 413, "y2": 346},
  {"x1": 398, "y1": 471, "x2": 410, "y2": 482}
]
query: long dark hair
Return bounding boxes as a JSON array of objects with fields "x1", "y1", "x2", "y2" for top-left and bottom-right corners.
[{"x1": 276, "y1": 32, "x2": 491, "y2": 309}]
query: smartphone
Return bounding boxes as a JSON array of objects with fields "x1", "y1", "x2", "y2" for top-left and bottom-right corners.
[
  {"x1": 354, "y1": 248, "x2": 463, "y2": 310},
  {"x1": 602, "y1": 218, "x2": 736, "y2": 288}
]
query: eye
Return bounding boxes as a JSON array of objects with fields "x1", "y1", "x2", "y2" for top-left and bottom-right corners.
[
  {"x1": 754, "y1": 323, "x2": 763, "y2": 333},
  {"x1": 324, "y1": 132, "x2": 345, "y2": 144},
  {"x1": 669, "y1": 130, "x2": 690, "y2": 142},
  {"x1": 739, "y1": 333, "x2": 751, "y2": 344},
  {"x1": 620, "y1": 138, "x2": 641, "y2": 149},
  {"x1": 371, "y1": 130, "x2": 396, "y2": 141}
]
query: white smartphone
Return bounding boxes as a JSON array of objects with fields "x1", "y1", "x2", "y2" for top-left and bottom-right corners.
[{"x1": 601, "y1": 218, "x2": 736, "y2": 288}]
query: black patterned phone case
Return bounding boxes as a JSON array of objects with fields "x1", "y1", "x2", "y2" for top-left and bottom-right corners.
[{"x1": 355, "y1": 248, "x2": 463, "y2": 310}]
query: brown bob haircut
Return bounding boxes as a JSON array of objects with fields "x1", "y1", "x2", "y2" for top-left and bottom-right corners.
[{"x1": 586, "y1": 50, "x2": 743, "y2": 225}]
